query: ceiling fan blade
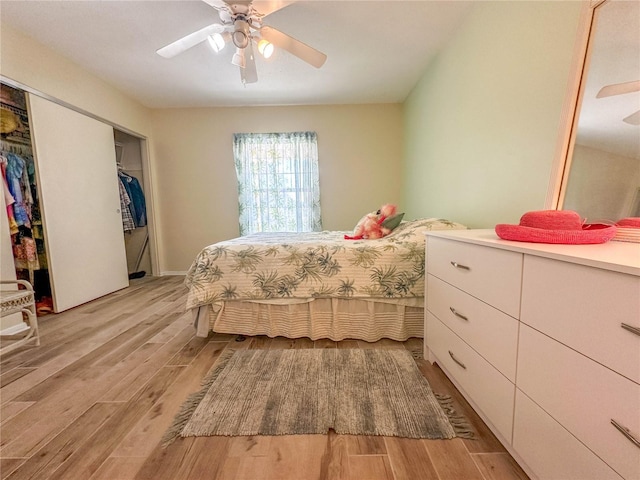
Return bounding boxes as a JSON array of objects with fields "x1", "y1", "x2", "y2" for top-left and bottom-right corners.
[
  {"x1": 157, "y1": 23, "x2": 225, "y2": 58},
  {"x1": 207, "y1": 0, "x2": 288, "y2": 16},
  {"x1": 260, "y1": 26, "x2": 326, "y2": 68},
  {"x1": 623, "y1": 110, "x2": 640, "y2": 126},
  {"x1": 596, "y1": 80, "x2": 640, "y2": 98},
  {"x1": 241, "y1": 43, "x2": 259, "y2": 84},
  {"x1": 253, "y1": 1, "x2": 294, "y2": 17},
  {"x1": 201, "y1": 0, "x2": 230, "y2": 9}
]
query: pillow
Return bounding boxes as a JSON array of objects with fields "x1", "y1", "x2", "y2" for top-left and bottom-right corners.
[{"x1": 382, "y1": 212, "x2": 405, "y2": 231}]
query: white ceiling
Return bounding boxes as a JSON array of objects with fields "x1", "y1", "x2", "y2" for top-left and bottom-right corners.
[
  {"x1": 0, "y1": 0, "x2": 474, "y2": 108},
  {"x1": 2, "y1": 0, "x2": 637, "y2": 160}
]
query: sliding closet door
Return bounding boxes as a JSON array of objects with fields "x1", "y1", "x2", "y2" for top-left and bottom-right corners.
[{"x1": 28, "y1": 94, "x2": 128, "y2": 312}]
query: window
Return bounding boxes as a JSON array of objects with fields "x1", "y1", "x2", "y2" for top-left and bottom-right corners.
[{"x1": 233, "y1": 132, "x2": 322, "y2": 235}]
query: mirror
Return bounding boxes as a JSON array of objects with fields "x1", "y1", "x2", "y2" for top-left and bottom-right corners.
[{"x1": 559, "y1": 0, "x2": 640, "y2": 222}]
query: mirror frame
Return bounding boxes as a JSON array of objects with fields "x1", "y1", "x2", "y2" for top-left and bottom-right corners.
[{"x1": 546, "y1": 0, "x2": 608, "y2": 210}]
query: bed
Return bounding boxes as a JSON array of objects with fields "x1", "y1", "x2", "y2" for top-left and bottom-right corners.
[{"x1": 185, "y1": 218, "x2": 467, "y2": 342}]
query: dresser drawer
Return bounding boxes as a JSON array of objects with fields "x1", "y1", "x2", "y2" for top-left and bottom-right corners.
[
  {"x1": 426, "y1": 236, "x2": 522, "y2": 318},
  {"x1": 427, "y1": 274, "x2": 518, "y2": 382},
  {"x1": 518, "y1": 324, "x2": 640, "y2": 480},
  {"x1": 521, "y1": 255, "x2": 640, "y2": 384},
  {"x1": 426, "y1": 312, "x2": 515, "y2": 443},
  {"x1": 513, "y1": 390, "x2": 623, "y2": 480}
]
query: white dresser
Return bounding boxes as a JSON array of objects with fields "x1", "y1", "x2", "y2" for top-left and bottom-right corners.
[{"x1": 424, "y1": 229, "x2": 640, "y2": 480}]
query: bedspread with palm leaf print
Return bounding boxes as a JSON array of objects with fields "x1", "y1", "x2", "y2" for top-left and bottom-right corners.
[{"x1": 184, "y1": 218, "x2": 467, "y2": 310}]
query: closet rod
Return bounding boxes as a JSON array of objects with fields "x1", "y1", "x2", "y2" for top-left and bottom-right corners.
[{"x1": 0, "y1": 140, "x2": 31, "y2": 156}]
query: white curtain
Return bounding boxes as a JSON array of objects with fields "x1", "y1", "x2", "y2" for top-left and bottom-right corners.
[{"x1": 233, "y1": 132, "x2": 322, "y2": 235}]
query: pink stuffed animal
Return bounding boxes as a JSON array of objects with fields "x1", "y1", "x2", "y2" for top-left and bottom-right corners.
[{"x1": 345, "y1": 204, "x2": 398, "y2": 240}]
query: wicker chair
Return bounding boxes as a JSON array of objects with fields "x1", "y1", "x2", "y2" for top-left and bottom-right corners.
[{"x1": 0, "y1": 280, "x2": 40, "y2": 355}]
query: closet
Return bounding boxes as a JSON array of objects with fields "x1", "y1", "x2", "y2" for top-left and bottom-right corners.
[
  {"x1": 0, "y1": 138, "x2": 44, "y2": 289},
  {"x1": 1, "y1": 83, "x2": 46, "y2": 330},
  {"x1": 115, "y1": 130, "x2": 151, "y2": 279},
  {"x1": 1, "y1": 81, "x2": 152, "y2": 322}
]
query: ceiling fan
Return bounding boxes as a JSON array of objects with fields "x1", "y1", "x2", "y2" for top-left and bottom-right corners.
[
  {"x1": 156, "y1": 0, "x2": 327, "y2": 84},
  {"x1": 596, "y1": 79, "x2": 640, "y2": 125}
]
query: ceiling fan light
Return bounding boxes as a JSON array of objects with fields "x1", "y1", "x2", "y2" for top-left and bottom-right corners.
[
  {"x1": 232, "y1": 30, "x2": 249, "y2": 49},
  {"x1": 232, "y1": 19, "x2": 250, "y2": 48},
  {"x1": 257, "y1": 39, "x2": 274, "y2": 59},
  {"x1": 207, "y1": 33, "x2": 226, "y2": 53},
  {"x1": 231, "y1": 48, "x2": 246, "y2": 68}
]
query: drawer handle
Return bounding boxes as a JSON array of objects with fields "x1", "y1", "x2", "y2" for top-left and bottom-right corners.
[
  {"x1": 611, "y1": 419, "x2": 640, "y2": 449},
  {"x1": 450, "y1": 261, "x2": 470, "y2": 271},
  {"x1": 449, "y1": 307, "x2": 469, "y2": 321},
  {"x1": 621, "y1": 323, "x2": 640, "y2": 337},
  {"x1": 448, "y1": 350, "x2": 467, "y2": 369}
]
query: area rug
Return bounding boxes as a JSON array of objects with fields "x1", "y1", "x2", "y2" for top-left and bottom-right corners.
[{"x1": 163, "y1": 348, "x2": 473, "y2": 445}]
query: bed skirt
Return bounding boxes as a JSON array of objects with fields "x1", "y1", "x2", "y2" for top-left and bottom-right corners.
[{"x1": 192, "y1": 298, "x2": 424, "y2": 342}]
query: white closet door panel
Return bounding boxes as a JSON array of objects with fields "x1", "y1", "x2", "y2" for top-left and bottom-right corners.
[{"x1": 28, "y1": 95, "x2": 128, "y2": 312}]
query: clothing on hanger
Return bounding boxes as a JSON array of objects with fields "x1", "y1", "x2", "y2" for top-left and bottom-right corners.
[
  {"x1": 118, "y1": 177, "x2": 135, "y2": 232},
  {"x1": 118, "y1": 171, "x2": 146, "y2": 228}
]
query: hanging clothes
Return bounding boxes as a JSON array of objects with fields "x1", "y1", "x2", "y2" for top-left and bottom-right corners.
[
  {"x1": 3, "y1": 152, "x2": 32, "y2": 229},
  {"x1": 2, "y1": 147, "x2": 41, "y2": 284},
  {"x1": 118, "y1": 171, "x2": 146, "y2": 228},
  {"x1": 2, "y1": 87, "x2": 51, "y2": 301},
  {"x1": 26, "y1": 156, "x2": 43, "y2": 241},
  {"x1": 118, "y1": 177, "x2": 135, "y2": 232},
  {"x1": 1, "y1": 155, "x2": 18, "y2": 234},
  {"x1": 12, "y1": 228, "x2": 40, "y2": 283}
]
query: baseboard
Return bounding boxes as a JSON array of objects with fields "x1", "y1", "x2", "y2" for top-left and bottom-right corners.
[
  {"x1": 160, "y1": 271, "x2": 187, "y2": 276},
  {"x1": 0, "y1": 322, "x2": 30, "y2": 336}
]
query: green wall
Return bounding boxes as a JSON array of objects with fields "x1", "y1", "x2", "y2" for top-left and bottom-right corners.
[{"x1": 402, "y1": 1, "x2": 584, "y2": 228}]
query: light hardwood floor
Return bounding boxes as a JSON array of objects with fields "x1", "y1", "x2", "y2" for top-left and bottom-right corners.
[{"x1": 0, "y1": 276, "x2": 529, "y2": 480}]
